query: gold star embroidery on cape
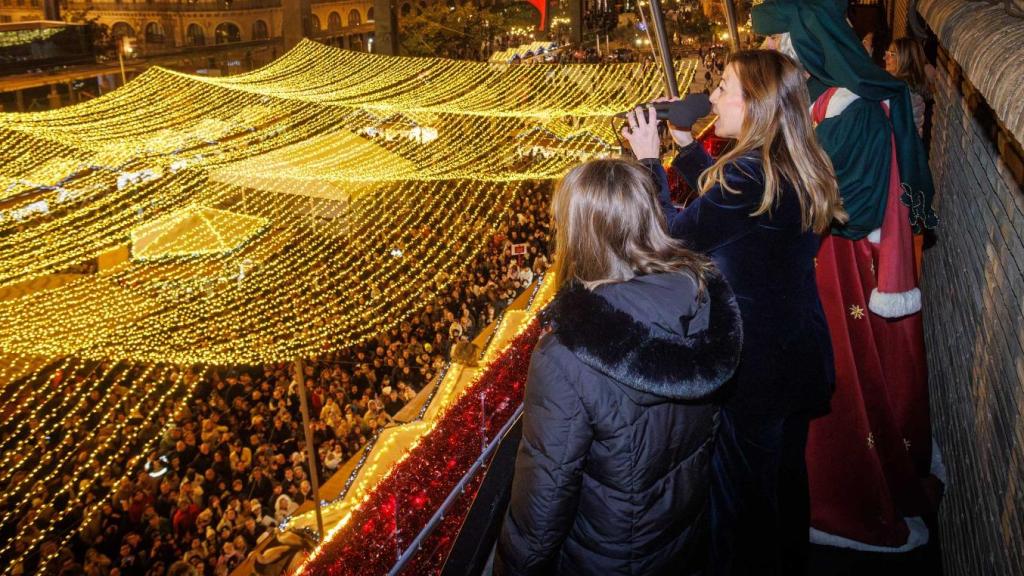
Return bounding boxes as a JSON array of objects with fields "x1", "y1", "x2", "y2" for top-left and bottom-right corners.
[
  {"x1": 867, "y1": 432, "x2": 876, "y2": 449},
  {"x1": 849, "y1": 304, "x2": 865, "y2": 320},
  {"x1": 903, "y1": 438, "x2": 911, "y2": 450}
]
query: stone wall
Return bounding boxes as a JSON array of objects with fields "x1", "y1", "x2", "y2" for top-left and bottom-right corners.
[{"x1": 918, "y1": 1, "x2": 1024, "y2": 574}]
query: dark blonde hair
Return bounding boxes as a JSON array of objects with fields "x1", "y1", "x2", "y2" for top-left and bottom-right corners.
[
  {"x1": 700, "y1": 50, "x2": 847, "y2": 234},
  {"x1": 551, "y1": 158, "x2": 710, "y2": 291},
  {"x1": 890, "y1": 38, "x2": 929, "y2": 96}
]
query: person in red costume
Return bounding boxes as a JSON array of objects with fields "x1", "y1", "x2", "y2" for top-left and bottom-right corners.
[{"x1": 753, "y1": 0, "x2": 942, "y2": 560}]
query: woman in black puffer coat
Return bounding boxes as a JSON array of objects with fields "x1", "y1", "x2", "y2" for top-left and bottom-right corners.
[{"x1": 495, "y1": 158, "x2": 743, "y2": 576}]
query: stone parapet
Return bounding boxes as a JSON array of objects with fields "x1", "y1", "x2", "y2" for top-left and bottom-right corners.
[
  {"x1": 918, "y1": 0, "x2": 1024, "y2": 147},
  {"x1": 919, "y1": 2, "x2": 1024, "y2": 575}
]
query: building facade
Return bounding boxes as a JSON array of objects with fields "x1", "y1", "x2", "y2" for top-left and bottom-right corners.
[
  {"x1": 311, "y1": 0, "x2": 374, "y2": 51},
  {"x1": 0, "y1": 0, "x2": 375, "y2": 111},
  {"x1": 0, "y1": 0, "x2": 46, "y2": 23},
  {"x1": 0, "y1": 0, "x2": 374, "y2": 54}
]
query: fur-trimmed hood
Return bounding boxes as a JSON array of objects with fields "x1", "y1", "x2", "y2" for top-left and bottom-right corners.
[{"x1": 542, "y1": 270, "x2": 742, "y2": 401}]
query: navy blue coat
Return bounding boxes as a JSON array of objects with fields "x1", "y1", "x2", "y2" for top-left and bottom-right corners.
[
  {"x1": 495, "y1": 271, "x2": 743, "y2": 576},
  {"x1": 643, "y1": 143, "x2": 834, "y2": 416}
]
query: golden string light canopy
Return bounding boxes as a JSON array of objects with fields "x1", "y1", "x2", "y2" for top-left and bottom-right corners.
[{"x1": 0, "y1": 39, "x2": 695, "y2": 366}]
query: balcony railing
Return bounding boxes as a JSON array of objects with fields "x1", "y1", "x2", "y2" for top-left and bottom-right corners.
[
  {"x1": 68, "y1": 0, "x2": 281, "y2": 12},
  {"x1": 311, "y1": 22, "x2": 374, "y2": 37}
]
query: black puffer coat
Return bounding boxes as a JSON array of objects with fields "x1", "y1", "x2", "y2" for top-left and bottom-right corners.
[{"x1": 495, "y1": 271, "x2": 743, "y2": 576}]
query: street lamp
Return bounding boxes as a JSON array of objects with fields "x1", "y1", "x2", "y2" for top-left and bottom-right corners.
[{"x1": 118, "y1": 36, "x2": 135, "y2": 85}]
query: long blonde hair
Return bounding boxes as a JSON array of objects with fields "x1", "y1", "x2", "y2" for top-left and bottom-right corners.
[
  {"x1": 551, "y1": 158, "x2": 710, "y2": 291},
  {"x1": 890, "y1": 38, "x2": 930, "y2": 96},
  {"x1": 700, "y1": 50, "x2": 847, "y2": 234}
]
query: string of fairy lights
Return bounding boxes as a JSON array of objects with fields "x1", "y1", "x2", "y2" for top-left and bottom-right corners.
[
  {"x1": 0, "y1": 27, "x2": 62, "y2": 49},
  {"x1": 0, "y1": 366, "x2": 195, "y2": 571},
  {"x1": 0, "y1": 362, "x2": 142, "y2": 525},
  {"x1": 0, "y1": 365, "x2": 193, "y2": 573},
  {"x1": 0, "y1": 39, "x2": 694, "y2": 571}
]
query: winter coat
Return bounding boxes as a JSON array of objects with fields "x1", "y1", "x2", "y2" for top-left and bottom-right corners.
[
  {"x1": 645, "y1": 146, "x2": 835, "y2": 417},
  {"x1": 495, "y1": 270, "x2": 743, "y2": 576}
]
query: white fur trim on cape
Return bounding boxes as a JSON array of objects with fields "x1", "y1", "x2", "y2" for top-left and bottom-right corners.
[
  {"x1": 867, "y1": 228, "x2": 882, "y2": 244},
  {"x1": 810, "y1": 517, "x2": 929, "y2": 552},
  {"x1": 807, "y1": 87, "x2": 860, "y2": 120},
  {"x1": 807, "y1": 89, "x2": 891, "y2": 121},
  {"x1": 869, "y1": 287, "x2": 922, "y2": 318}
]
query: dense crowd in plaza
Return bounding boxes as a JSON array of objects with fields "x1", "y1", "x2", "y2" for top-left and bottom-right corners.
[{"x1": 6, "y1": 183, "x2": 551, "y2": 575}]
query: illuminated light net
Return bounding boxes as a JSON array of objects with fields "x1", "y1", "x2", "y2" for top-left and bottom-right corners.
[
  {"x1": 0, "y1": 39, "x2": 696, "y2": 364},
  {"x1": 0, "y1": 26, "x2": 63, "y2": 49},
  {"x1": 0, "y1": 39, "x2": 694, "y2": 570}
]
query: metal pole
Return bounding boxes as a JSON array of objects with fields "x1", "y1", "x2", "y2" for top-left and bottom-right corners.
[
  {"x1": 294, "y1": 357, "x2": 325, "y2": 538},
  {"x1": 721, "y1": 0, "x2": 740, "y2": 52},
  {"x1": 647, "y1": 0, "x2": 679, "y2": 97},
  {"x1": 118, "y1": 38, "x2": 126, "y2": 86}
]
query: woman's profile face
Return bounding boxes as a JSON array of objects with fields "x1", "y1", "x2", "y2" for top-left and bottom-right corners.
[
  {"x1": 710, "y1": 64, "x2": 746, "y2": 138},
  {"x1": 883, "y1": 44, "x2": 897, "y2": 74}
]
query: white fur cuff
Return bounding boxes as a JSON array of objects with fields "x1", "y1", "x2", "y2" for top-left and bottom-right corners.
[
  {"x1": 869, "y1": 287, "x2": 922, "y2": 318},
  {"x1": 810, "y1": 517, "x2": 929, "y2": 552},
  {"x1": 867, "y1": 228, "x2": 882, "y2": 244}
]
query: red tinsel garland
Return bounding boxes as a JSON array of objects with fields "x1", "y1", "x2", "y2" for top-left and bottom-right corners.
[{"x1": 298, "y1": 320, "x2": 542, "y2": 576}]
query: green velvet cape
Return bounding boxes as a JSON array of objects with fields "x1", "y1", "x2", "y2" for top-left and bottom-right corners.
[{"x1": 752, "y1": 0, "x2": 938, "y2": 237}]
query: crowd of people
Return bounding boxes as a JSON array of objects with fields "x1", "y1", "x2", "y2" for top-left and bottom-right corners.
[{"x1": 8, "y1": 184, "x2": 552, "y2": 575}]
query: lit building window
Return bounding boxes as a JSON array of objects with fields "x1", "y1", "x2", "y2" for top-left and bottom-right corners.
[
  {"x1": 252, "y1": 19, "x2": 268, "y2": 40},
  {"x1": 186, "y1": 23, "x2": 205, "y2": 46},
  {"x1": 145, "y1": 22, "x2": 165, "y2": 44},
  {"x1": 215, "y1": 22, "x2": 241, "y2": 44},
  {"x1": 111, "y1": 22, "x2": 135, "y2": 39}
]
